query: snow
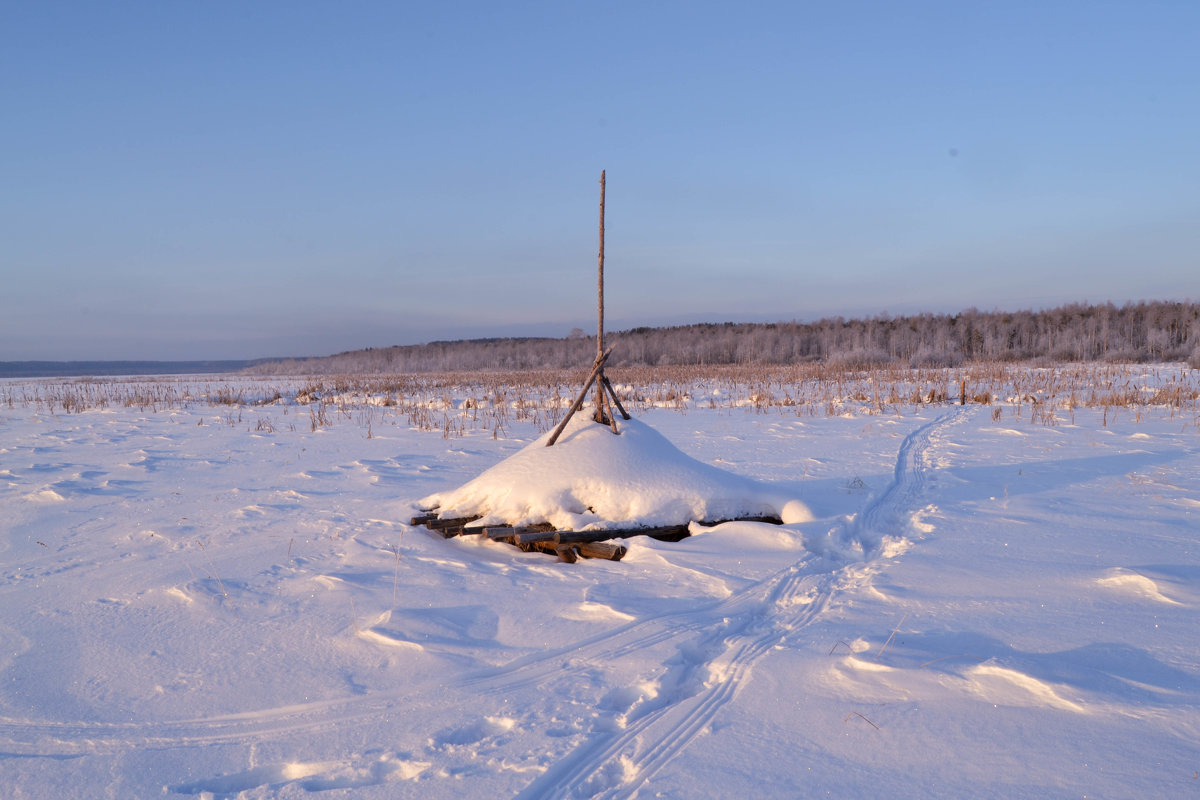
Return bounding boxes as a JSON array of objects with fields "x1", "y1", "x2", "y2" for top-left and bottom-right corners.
[
  {"x1": 420, "y1": 413, "x2": 811, "y2": 531},
  {"x1": 1, "y1": 371, "x2": 1198, "y2": 798}
]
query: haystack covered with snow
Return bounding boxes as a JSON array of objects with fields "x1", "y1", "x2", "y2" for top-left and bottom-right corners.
[{"x1": 421, "y1": 414, "x2": 812, "y2": 532}]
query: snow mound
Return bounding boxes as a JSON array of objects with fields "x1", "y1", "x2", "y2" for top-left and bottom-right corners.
[{"x1": 421, "y1": 414, "x2": 810, "y2": 531}]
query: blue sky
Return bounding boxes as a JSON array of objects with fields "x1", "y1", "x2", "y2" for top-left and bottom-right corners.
[{"x1": 3, "y1": 1, "x2": 1198, "y2": 360}]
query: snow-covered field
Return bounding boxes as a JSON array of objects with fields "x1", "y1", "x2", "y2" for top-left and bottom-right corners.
[{"x1": 1, "y1": 368, "x2": 1198, "y2": 798}]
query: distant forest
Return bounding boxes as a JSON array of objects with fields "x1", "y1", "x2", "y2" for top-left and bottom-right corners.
[{"x1": 247, "y1": 300, "x2": 1200, "y2": 375}]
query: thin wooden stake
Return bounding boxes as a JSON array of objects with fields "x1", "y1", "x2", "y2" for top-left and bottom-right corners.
[
  {"x1": 595, "y1": 170, "x2": 606, "y2": 419},
  {"x1": 601, "y1": 387, "x2": 619, "y2": 434}
]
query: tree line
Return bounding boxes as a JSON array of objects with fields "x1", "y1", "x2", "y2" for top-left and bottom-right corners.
[{"x1": 246, "y1": 300, "x2": 1200, "y2": 375}]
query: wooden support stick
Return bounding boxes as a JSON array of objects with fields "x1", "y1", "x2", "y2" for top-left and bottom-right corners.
[
  {"x1": 601, "y1": 375, "x2": 631, "y2": 420},
  {"x1": 546, "y1": 346, "x2": 614, "y2": 446},
  {"x1": 599, "y1": 382, "x2": 619, "y2": 433}
]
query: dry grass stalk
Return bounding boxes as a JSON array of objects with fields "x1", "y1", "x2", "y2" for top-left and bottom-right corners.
[
  {"x1": 5, "y1": 362, "x2": 1197, "y2": 438},
  {"x1": 196, "y1": 541, "x2": 232, "y2": 607},
  {"x1": 844, "y1": 711, "x2": 880, "y2": 731},
  {"x1": 874, "y1": 614, "x2": 907, "y2": 661}
]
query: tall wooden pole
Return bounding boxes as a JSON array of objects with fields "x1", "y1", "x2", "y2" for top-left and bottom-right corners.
[{"x1": 594, "y1": 170, "x2": 606, "y2": 420}]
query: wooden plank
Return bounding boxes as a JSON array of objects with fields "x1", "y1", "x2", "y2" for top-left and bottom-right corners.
[
  {"x1": 483, "y1": 527, "x2": 519, "y2": 541},
  {"x1": 516, "y1": 539, "x2": 625, "y2": 561},
  {"x1": 425, "y1": 515, "x2": 483, "y2": 530},
  {"x1": 513, "y1": 530, "x2": 561, "y2": 545},
  {"x1": 577, "y1": 541, "x2": 627, "y2": 561},
  {"x1": 551, "y1": 525, "x2": 691, "y2": 544},
  {"x1": 482, "y1": 524, "x2": 555, "y2": 541},
  {"x1": 409, "y1": 514, "x2": 486, "y2": 539}
]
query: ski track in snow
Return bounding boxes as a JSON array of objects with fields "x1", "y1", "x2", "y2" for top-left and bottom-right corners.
[
  {"x1": 0, "y1": 408, "x2": 964, "y2": 797},
  {"x1": 506, "y1": 408, "x2": 964, "y2": 799},
  {"x1": 0, "y1": 692, "x2": 415, "y2": 757},
  {"x1": 850, "y1": 406, "x2": 966, "y2": 554}
]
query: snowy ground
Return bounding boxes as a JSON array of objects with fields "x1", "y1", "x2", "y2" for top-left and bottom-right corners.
[{"x1": 1, "y1": 372, "x2": 1198, "y2": 798}]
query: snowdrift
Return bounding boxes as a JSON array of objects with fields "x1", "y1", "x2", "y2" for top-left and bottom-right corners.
[{"x1": 420, "y1": 414, "x2": 812, "y2": 531}]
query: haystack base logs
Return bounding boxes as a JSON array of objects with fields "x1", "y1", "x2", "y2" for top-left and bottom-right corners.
[{"x1": 410, "y1": 510, "x2": 784, "y2": 563}]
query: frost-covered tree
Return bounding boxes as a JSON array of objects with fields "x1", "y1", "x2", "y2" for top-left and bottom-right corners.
[{"x1": 241, "y1": 300, "x2": 1200, "y2": 375}]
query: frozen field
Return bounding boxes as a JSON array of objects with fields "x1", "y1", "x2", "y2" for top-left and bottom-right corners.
[{"x1": 1, "y1": 366, "x2": 1198, "y2": 798}]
